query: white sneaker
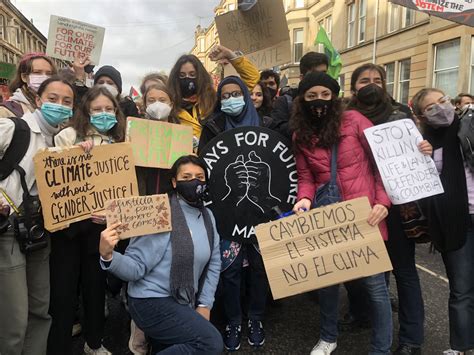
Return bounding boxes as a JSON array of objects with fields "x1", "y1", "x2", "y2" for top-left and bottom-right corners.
[
  {"x1": 83, "y1": 343, "x2": 112, "y2": 355},
  {"x1": 443, "y1": 350, "x2": 464, "y2": 355},
  {"x1": 310, "y1": 339, "x2": 337, "y2": 355},
  {"x1": 129, "y1": 320, "x2": 148, "y2": 355}
]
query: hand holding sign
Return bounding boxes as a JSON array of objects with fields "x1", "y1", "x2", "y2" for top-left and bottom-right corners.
[{"x1": 100, "y1": 222, "x2": 121, "y2": 260}]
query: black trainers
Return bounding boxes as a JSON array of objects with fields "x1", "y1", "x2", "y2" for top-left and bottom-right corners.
[
  {"x1": 394, "y1": 344, "x2": 421, "y2": 355},
  {"x1": 223, "y1": 324, "x2": 241, "y2": 351},
  {"x1": 337, "y1": 312, "x2": 371, "y2": 332},
  {"x1": 247, "y1": 320, "x2": 265, "y2": 347}
]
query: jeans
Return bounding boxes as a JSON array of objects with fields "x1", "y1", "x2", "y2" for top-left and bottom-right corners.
[
  {"x1": 129, "y1": 296, "x2": 223, "y2": 354},
  {"x1": 385, "y1": 207, "x2": 425, "y2": 347},
  {"x1": 319, "y1": 273, "x2": 393, "y2": 355},
  {"x1": 442, "y1": 224, "x2": 474, "y2": 351},
  {"x1": 0, "y1": 228, "x2": 51, "y2": 355},
  {"x1": 221, "y1": 244, "x2": 268, "y2": 325}
]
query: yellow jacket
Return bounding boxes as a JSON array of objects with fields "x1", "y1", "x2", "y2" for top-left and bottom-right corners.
[{"x1": 178, "y1": 56, "x2": 260, "y2": 138}]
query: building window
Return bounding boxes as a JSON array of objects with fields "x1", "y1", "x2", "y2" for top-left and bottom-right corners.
[
  {"x1": 338, "y1": 74, "x2": 345, "y2": 97},
  {"x1": 16, "y1": 26, "x2": 21, "y2": 45},
  {"x1": 318, "y1": 19, "x2": 324, "y2": 53},
  {"x1": 228, "y1": 3, "x2": 236, "y2": 11},
  {"x1": 199, "y1": 37, "x2": 205, "y2": 52},
  {"x1": 402, "y1": 7, "x2": 415, "y2": 27},
  {"x1": 295, "y1": 0, "x2": 305, "y2": 8},
  {"x1": 326, "y1": 15, "x2": 332, "y2": 40},
  {"x1": 293, "y1": 28, "x2": 303, "y2": 63},
  {"x1": 0, "y1": 15, "x2": 4, "y2": 40},
  {"x1": 471, "y1": 37, "x2": 474, "y2": 91},
  {"x1": 388, "y1": 3, "x2": 400, "y2": 33},
  {"x1": 347, "y1": 3, "x2": 356, "y2": 48},
  {"x1": 398, "y1": 59, "x2": 411, "y2": 104},
  {"x1": 358, "y1": 0, "x2": 366, "y2": 43},
  {"x1": 385, "y1": 62, "x2": 395, "y2": 97},
  {"x1": 434, "y1": 39, "x2": 460, "y2": 98}
]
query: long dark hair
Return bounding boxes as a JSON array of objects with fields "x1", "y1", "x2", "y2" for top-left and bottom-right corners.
[
  {"x1": 170, "y1": 155, "x2": 208, "y2": 181},
  {"x1": 290, "y1": 95, "x2": 343, "y2": 150},
  {"x1": 254, "y1": 81, "x2": 273, "y2": 116},
  {"x1": 349, "y1": 63, "x2": 390, "y2": 105},
  {"x1": 70, "y1": 86, "x2": 125, "y2": 142},
  {"x1": 168, "y1": 54, "x2": 216, "y2": 120}
]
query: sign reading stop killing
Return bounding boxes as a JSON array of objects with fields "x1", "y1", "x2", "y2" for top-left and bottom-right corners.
[
  {"x1": 364, "y1": 119, "x2": 444, "y2": 204},
  {"x1": 46, "y1": 15, "x2": 105, "y2": 64}
]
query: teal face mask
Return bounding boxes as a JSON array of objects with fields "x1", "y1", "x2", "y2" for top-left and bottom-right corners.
[
  {"x1": 90, "y1": 112, "x2": 117, "y2": 133},
  {"x1": 221, "y1": 97, "x2": 245, "y2": 116},
  {"x1": 41, "y1": 102, "x2": 73, "y2": 126}
]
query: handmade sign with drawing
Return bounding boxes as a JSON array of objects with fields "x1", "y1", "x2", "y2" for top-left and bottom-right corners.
[
  {"x1": 105, "y1": 194, "x2": 172, "y2": 240},
  {"x1": 255, "y1": 197, "x2": 393, "y2": 300}
]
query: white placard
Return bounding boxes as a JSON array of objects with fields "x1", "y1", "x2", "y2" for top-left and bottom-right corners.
[{"x1": 364, "y1": 119, "x2": 444, "y2": 204}]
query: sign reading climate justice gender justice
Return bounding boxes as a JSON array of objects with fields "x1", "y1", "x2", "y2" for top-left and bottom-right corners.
[
  {"x1": 390, "y1": 0, "x2": 474, "y2": 27},
  {"x1": 33, "y1": 143, "x2": 138, "y2": 231},
  {"x1": 126, "y1": 117, "x2": 193, "y2": 169},
  {"x1": 46, "y1": 15, "x2": 105, "y2": 64},
  {"x1": 105, "y1": 194, "x2": 172, "y2": 240},
  {"x1": 199, "y1": 127, "x2": 297, "y2": 244},
  {"x1": 215, "y1": 0, "x2": 291, "y2": 69},
  {"x1": 364, "y1": 119, "x2": 444, "y2": 205},
  {"x1": 255, "y1": 197, "x2": 393, "y2": 300}
]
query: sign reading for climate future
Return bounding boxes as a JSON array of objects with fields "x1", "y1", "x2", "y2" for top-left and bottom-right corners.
[
  {"x1": 390, "y1": 0, "x2": 474, "y2": 27},
  {"x1": 199, "y1": 127, "x2": 297, "y2": 244}
]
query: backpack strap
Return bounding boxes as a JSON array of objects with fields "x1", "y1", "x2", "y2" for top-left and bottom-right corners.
[
  {"x1": 0, "y1": 117, "x2": 31, "y2": 181},
  {"x1": 1, "y1": 101, "x2": 25, "y2": 118}
]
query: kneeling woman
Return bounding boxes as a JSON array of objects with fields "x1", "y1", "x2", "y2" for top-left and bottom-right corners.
[
  {"x1": 99, "y1": 155, "x2": 223, "y2": 354},
  {"x1": 291, "y1": 72, "x2": 392, "y2": 355}
]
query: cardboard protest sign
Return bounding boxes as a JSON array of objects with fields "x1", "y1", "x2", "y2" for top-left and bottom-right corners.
[
  {"x1": 126, "y1": 117, "x2": 193, "y2": 169},
  {"x1": 200, "y1": 127, "x2": 297, "y2": 244},
  {"x1": 390, "y1": 0, "x2": 474, "y2": 27},
  {"x1": 255, "y1": 197, "x2": 393, "y2": 300},
  {"x1": 46, "y1": 15, "x2": 105, "y2": 64},
  {"x1": 105, "y1": 194, "x2": 172, "y2": 239},
  {"x1": 215, "y1": 0, "x2": 291, "y2": 69},
  {"x1": 33, "y1": 143, "x2": 138, "y2": 231},
  {"x1": 364, "y1": 119, "x2": 444, "y2": 204}
]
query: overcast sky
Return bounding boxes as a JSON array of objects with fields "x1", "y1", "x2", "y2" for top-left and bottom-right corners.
[{"x1": 14, "y1": 0, "x2": 219, "y2": 94}]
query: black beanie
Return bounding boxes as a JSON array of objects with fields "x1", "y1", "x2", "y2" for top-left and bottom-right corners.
[
  {"x1": 94, "y1": 65, "x2": 122, "y2": 93},
  {"x1": 298, "y1": 72, "x2": 340, "y2": 97}
]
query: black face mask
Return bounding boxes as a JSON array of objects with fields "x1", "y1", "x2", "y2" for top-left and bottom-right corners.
[
  {"x1": 176, "y1": 179, "x2": 207, "y2": 207},
  {"x1": 180, "y1": 78, "x2": 197, "y2": 98},
  {"x1": 267, "y1": 87, "x2": 277, "y2": 99},
  {"x1": 356, "y1": 84, "x2": 385, "y2": 106},
  {"x1": 303, "y1": 99, "x2": 333, "y2": 120}
]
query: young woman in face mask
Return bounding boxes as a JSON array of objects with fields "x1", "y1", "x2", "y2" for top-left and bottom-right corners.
[
  {"x1": 0, "y1": 52, "x2": 56, "y2": 118},
  {"x1": 291, "y1": 72, "x2": 393, "y2": 355},
  {"x1": 99, "y1": 155, "x2": 223, "y2": 355},
  {"x1": 346, "y1": 64, "x2": 432, "y2": 355},
  {"x1": 411, "y1": 89, "x2": 474, "y2": 355},
  {"x1": 168, "y1": 45, "x2": 259, "y2": 146},
  {"x1": 0, "y1": 76, "x2": 74, "y2": 355},
  {"x1": 197, "y1": 75, "x2": 270, "y2": 351},
  {"x1": 135, "y1": 83, "x2": 180, "y2": 196},
  {"x1": 48, "y1": 86, "x2": 125, "y2": 355}
]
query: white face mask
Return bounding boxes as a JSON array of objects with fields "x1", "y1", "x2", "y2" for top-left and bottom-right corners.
[
  {"x1": 98, "y1": 83, "x2": 119, "y2": 97},
  {"x1": 146, "y1": 101, "x2": 172, "y2": 120},
  {"x1": 28, "y1": 74, "x2": 50, "y2": 92}
]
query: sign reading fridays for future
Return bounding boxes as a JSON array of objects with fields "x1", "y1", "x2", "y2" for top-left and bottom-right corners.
[
  {"x1": 215, "y1": 0, "x2": 291, "y2": 69},
  {"x1": 33, "y1": 143, "x2": 138, "y2": 231},
  {"x1": 255, "y1": 197, "x2": 393, "y2": 300},
  {"x1": 46, "y1": 15, "x2": 105, "y2": 64},
  {"x1": 364, "y1": 119, "x2": 444, "y2": 205}
]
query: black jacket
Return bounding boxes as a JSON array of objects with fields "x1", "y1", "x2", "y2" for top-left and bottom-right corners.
[{"x1": 270, "y1": 88, "x2": 297, "y2": 140}]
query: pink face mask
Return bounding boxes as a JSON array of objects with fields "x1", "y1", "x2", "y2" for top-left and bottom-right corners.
[{"x1": 28, "y1": 74, "x2": 50, "y2": 92}]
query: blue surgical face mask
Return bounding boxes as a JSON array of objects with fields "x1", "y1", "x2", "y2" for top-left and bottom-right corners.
[
  {"x1": 90, "y1": 112, "x2": 117, "y2": 133},
  {"x1": 41, "y1": 102, "x2": 73, "y2": 126},
  {"x1": 221, "y1": 96, "x2": 245, "y2": 116}
]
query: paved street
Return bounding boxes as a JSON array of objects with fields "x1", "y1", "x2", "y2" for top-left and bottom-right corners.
[{"x1": 73, "y1": 243, "x2": 459, "y2": 354}]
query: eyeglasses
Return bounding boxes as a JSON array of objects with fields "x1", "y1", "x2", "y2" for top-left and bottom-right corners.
[
  {"x1": 424, "y1": 95, "x2": 451, "y2": 114},
  {"x1": 221, "y1": 91, "x2": 243, "y2": 100}
]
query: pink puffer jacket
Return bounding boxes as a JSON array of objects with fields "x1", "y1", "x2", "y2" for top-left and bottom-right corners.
[{"x1": 294, "y1": 110, "x2": 391, "y2": 240}]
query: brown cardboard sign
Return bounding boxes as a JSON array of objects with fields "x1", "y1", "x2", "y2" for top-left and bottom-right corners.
[
  {"x1": 105, "y1": 194, "x2": 172, "y2": 240},
  {"x1": 33, "y1": 143, "x2": 138, "y2": 231},
  {"x1": 215, "y1": 0, "x2": 291, "y2": 69},
  {"x1": 126, "y1": 117, "x2": 193, "y2": 169},
  {"x1": 255, "y1": 197, "x2": 393, "y2": 300}
]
